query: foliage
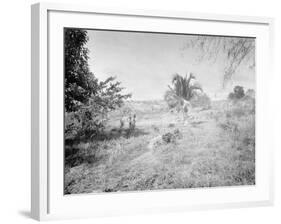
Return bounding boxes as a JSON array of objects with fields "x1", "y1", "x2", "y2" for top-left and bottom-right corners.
[
  {"x1": 65, "y1": 98, "x2": 255, "y2": 194},
  {"x1": 64, "y1": 28, "x2": 131, "y2": 141},
  {"x1": 219, "y1": 97, "x2": 255, "y2": 154},
  {"x1": 182, "y1": 37, "x2": 255, "y2": 88},
  {"x1": 64, "y1": 28, "x2": 99, "y2": 112},
  {"x1": 228, "y1": 85, "x2": 245, "y2": 100},
  {"x1": 245, "y1": 89, "x2": 255, "y2": 98},
  {"x1": 164, "y1": 73, "x2": 203, "y2": 108},
  {"x1": 171, "y1": 73, "x2": 202, "y2": 100},
  {"x1": 162, "y1": 129, "x2": 182, "y2": 144},
  {"x1": 65, "y1": 77, "x2": 131, "y2": 140},
  {"x1": 189, "y1": 91, "x2": 211, "y2": 109},
  {"x1": 126, "y1": 114, "x2": 137, "y2": 137},
  {"x1": 164, "y1": 90, "x2": 180, "y2": 109}
]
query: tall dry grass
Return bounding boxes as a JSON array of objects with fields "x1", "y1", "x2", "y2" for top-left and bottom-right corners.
[{"x1": 64, "y1": 97, "x2": 255, "y2": 194}]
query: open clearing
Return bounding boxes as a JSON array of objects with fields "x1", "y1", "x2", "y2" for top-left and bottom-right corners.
[{"x1": 65, "y1": 99, "x2": 255, "y2": 194}]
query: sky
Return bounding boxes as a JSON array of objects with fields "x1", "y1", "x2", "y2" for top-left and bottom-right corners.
[{"x1": 86, "y1": 30, "x2": 255, "y2": 101}]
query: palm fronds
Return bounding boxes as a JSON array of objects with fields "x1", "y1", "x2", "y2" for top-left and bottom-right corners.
[{"x1": 168, "y1": 72, "x2": 202, "y2": 101}]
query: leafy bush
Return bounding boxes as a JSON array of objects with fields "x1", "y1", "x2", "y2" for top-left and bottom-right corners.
[
  {"x1": 164, "y1": 90, "x2": 180, "y2": 109},
  {"x1": 65, "y1": 77, "x2": 131, "y2": 141},
  {"x1": 228, "y1": 85, "x2": 245, "y2": 100},
  {"x1": 162, "y1": 129, "x2": 182, "y2": 144}
]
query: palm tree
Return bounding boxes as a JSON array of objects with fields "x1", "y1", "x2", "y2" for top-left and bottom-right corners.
[
  {"x1": 164, "y1": 72, "x2": 203, "y2": 109},
  {"x1": 168, "y1": 73, "x2": 202, "y2": 99}
]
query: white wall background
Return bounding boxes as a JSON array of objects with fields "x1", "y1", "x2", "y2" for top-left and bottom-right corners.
[{"x1": 0, "y1": 0, "x2": 279, "y2": 223}]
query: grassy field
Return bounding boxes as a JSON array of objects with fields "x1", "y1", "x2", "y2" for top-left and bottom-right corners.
[{"x1": 64, "y1": 98, "x2": 255, "y2": 194}]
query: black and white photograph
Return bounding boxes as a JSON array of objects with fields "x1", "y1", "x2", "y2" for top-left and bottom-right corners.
[{"x1": 64, "y1": 28, "x2": 256, "y2": 195}]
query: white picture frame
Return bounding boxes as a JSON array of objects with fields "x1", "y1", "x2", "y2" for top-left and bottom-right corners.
[{"x1": 31, "y1": 2, "x2": 274, "y2": 221}]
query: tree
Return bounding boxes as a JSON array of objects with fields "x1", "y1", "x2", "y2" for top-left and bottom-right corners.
[
  {"x1": 228, "y1": 85, "x2": 245, "y2": 100},
  {"x1": 164, "y1": 73, "x2": 202, "y2": 108},
  {"x1": 64, "y1": 28, "x2": 131, "y2": 140},
  {"x1": 182, "y1": 36, "x2": 255, "y2": 88},
  {"x1": 169, "y1": 73, "x2": 202, "y2": 100},
  {"x1": 64, "y1": 28, "x2": 98, "y2": 112}
]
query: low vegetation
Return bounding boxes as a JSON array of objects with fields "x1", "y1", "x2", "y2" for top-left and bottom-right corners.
[
  {"x1": 65, "y1": 93, "x2": 255, "y2": 194},
  {"x1": 64, "y1": 29, "x2": 255, "y2": 195},
  {"x1": 64, "y1": 29, "x2": 131, "y2": 157}
]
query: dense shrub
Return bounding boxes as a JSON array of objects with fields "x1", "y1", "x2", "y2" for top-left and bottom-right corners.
[
  {"x1": 162, "y1": 129, "x2": 182, "y2": 144},
  {"x1": 65, "y1": 78, "x2": 131, "y2": 141},
  {"x1": 228, "y1": 86, "x2": 245, "y2": 100}
]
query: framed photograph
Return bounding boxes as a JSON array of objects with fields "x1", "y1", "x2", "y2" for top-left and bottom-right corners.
[{"x1": 31, "y1": 2, "x2": 274, "y2": 221}]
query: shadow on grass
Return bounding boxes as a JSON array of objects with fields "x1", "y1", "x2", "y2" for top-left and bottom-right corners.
[
  {"x1": 105, "y1": 127, "x2": 150, "y2": 140},
  {"x1": 65, "y1": 127, "x2": 150, "y2": 169}
]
